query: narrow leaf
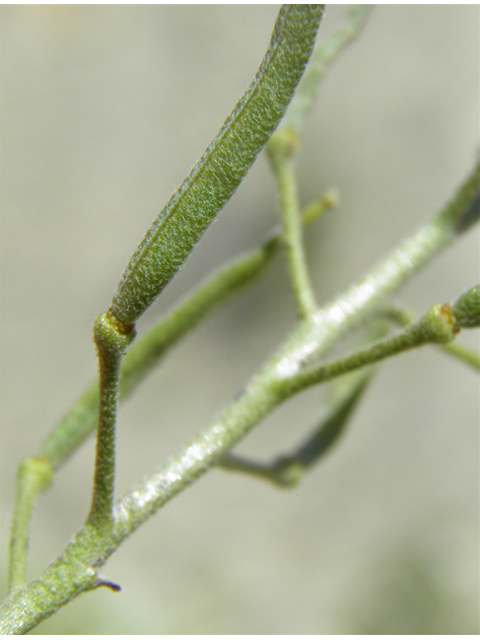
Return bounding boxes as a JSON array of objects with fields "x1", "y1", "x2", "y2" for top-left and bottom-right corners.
[{"x1": 111, "y1": 5, "x2": 325, "y2": 326}]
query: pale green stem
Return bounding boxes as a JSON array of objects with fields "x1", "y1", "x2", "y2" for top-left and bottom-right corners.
[
  {"x1": 1, "y1": 523, "x2": 118, "y2": 635},
  {"x1": 111, "y1": 303, "x2": 457, "y2": 539},
  {"x1": 302, "y1": 188, "x2": 339, "y2": 224},
  {"x1": 7, "y1": 459, "x2": 53, "y2": 593},
  {"x1": 270, "y1": 160, "x2": 479, "y2": 380},
  {"x1": 0, "y1": 303, "x2": 463, "y2": 630},
  {"x1": 112, "y1": 159, "x2": 479, "y2": 534},
  {"x1": 267, "y1": 129, "x2": 317, "y2": 318},
  {"x1": 112, "y1": 161, "x2": 479, "y2": 537}
]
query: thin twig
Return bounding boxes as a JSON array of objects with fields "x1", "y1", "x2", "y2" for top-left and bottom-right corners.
[{"x1": 267, "y1": 130, "x2": 317, "y2": 318}]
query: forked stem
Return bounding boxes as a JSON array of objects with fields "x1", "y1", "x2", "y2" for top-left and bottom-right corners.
[{"x1": 283, "y1": 303, "x2": 460, "y2": 396}]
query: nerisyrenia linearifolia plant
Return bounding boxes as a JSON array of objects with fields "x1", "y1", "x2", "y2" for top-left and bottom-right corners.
[{"x1": 1, "y1": 5, "x2": 479, "y2": 634}]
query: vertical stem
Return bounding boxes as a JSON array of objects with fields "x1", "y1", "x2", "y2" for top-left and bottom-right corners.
[
  {"x1": 8, "y1": 458, "x2": 52, "y2": 593},
  {"x1": 267, "y1": 130, "x2": 317, "y2": 318},
  {"x1": 88, "y1": 312, "x2": 135, "y2": 528}
]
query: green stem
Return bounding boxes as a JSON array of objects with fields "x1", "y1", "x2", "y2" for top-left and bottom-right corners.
[
  {"x1": 1, "y1": 523, "x2": 115, "y2": 635},
  {"x1": 111, "y1": 296, "x2": 465, "y2": 542},
  {"x1": 7, "y1": 459, "x2": 53, "y2": 593},
  {"x1": 111, "y1": 304, "x2": 456, "y2": 536},
  {"x1": 219, "y1": 453, "x2": 304, "y2": 488},
  {"x1": 267, "y1": 129, "x2": 317, "y2": 318},
  {"x1": 112, "y1": 219, "x2": 478, "y2": 530},
  {"x1": 88, "y1": 313, "x2": 135, "y2": 529}
]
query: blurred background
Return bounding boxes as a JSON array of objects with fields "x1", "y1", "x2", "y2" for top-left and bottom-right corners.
[{"x1": 1, "y1": 5, "x2": 479, "y2": 634}]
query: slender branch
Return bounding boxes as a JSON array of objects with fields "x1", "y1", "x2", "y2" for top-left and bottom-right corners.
[
  {"x1": 283, "y1": 4, "x2": 373, "y2": 132},
  {"x1": 1, "y1": 523, "x2": 115, "y2": 635},
  {"x1": 282, "y1": 303, "x2": 459, "y2": 396},
  {"x1": 272, "y1": 160, "x2": 480, "y2": 380},
  {"x1": 7, "y1": 458, "x2": 53, "y2": 593},
  {"x1": 302, "y1": 188, "x2": 339, "y2": 224},
  {"x1": 88, "y1": 313, "x2": 135, "y2": 529},
  {"x1": 111, "y1": 301, "x2": 458, "y2": 539},
  {"x1": 267, "y1": 129, "x2": 317, "y2": 318},
  {"x1": 383, "y1": 303, "x2": 480, "y2": 371}
]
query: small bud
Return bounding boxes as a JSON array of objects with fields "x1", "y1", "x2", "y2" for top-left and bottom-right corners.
[
  {"x1": 302, "y1": 188, "x2": 339, "y2": 225},
  {"x1": 420, "y1": 303, "x2": 459, "y2": 344}
]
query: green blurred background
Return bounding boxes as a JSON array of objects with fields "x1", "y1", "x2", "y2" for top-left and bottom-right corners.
[{"x1": 1, "y1": 5, "x2": 479, "y2": 634}]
